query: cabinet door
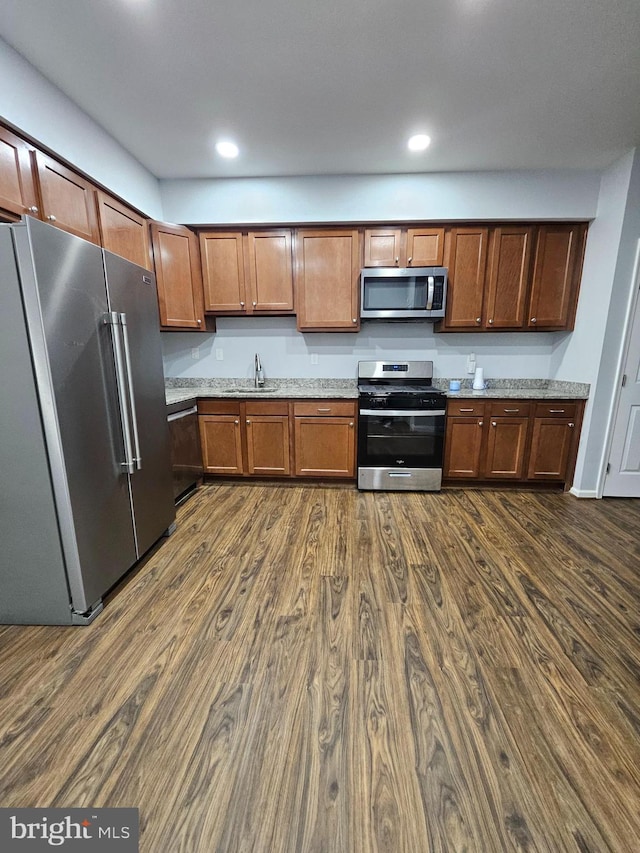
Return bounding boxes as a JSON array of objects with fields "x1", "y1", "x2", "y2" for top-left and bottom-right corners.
[
  {"x1": 528, "y1": 224, "x2": 586, "y2": 330},
  {"x1": 0, "y1": 126, "x2": 39, "y2": 218},
  {"x1": 364, "y1": 228, "x2": 403, "y2": 267},
  {"x1": 294, "y1": 417, "x2": 356, "y2": 477},
  {"x1": 245, "y1": 415, "x2": 291, "y2": 475},
  {"x1": 199, "y1": 415, "x2": 244, "y2": 474},
  {"x1": 442, "y1": 227, "x2": 489, "y2": 329},
  {"x1": 97, "y1": 191, "x2": 151, "y2": 269},
  {"x1": 484, "y1": 417, "x2": 529, "y2": 479},
  {"x1": 295, "y1": 229, "x2": 361, "y2": 331},
  {"x1": 151, "y1": 221, "x2": 206, "y2": 330},
  {"x1": 484, "y1": 226, "x2": 533, "y2": 329},
  {"x1": 406, "y1": 227, "x2": 445, "y2": 266},
  {"x1": 527, "y1": 418, "x2": 576, "y2": 480},
  {"x1": 33, "y1": 151, "x2": 100, "y2": 244},
  {"x1": 246, "y1": 230, "x2": 294, "y2": 312},
  {"x1": 444, "y1": 417, "x2": 485, "y2": 478},
  {"x1": 200, "y1": 232, "x2": 246, "y2": 312}
]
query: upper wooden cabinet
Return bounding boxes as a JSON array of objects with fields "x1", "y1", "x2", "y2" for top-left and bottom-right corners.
[
  {"x1": 97, "y1": 191, "x2": 151, "y2": 269},
  {"x1": 295, "y1": 229, "x2": 361, "y2": 331},
  {"x1": 441, "y1": 226, "x2": 489, "y2": 329},
  {"x1": 364, "y1": 226, "x2": 444, "y2": 267},
  {"x1": 150, "y1": 221, "x2": 208, "y2": 331},
  {"x1": 528, "y1": 223, "x2": 587, "y2": 330},
  {"x1": 33, "y1": 151, "x2": 100, "y2": 244},
  {"x1": 484, "y1": 226, "x2": 534, "y2": 329},
  {"x1": 0, "y1": 126, "x2": 39, "y2": 218},
  {"x1": 199, "y1": 229, "x2": 294, "y2": 314}
]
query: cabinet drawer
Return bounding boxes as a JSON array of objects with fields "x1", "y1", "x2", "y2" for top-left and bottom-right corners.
[
  {"x1": 198, "y1": 400, "x2": 241, "y2": 415},
  {"x1": 245, "y1": 400, "x2": 289, "y2": 416},
  {"x1": 488, "y1": 401, "x2": 531, "y2": 417},
  {"x1": 533, "y1": 401, "x2": 578, "y2": 419},
  {"x1": 447, "y1": 401, "x2": 486, "y2": 417},
  {"x1": 293, "y1": 400, "x2": 356, "y2": 417}
]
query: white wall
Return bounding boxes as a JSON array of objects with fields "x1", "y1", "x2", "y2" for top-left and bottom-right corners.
[
  {"x1": 0, "y1": 38, "x2": 163, "y2": 218},
  {"x1": 162, "y1": 318, "x2": 560, "y2": 381},
  {"x1": 160, "y1": 171, "x2": 600, "y2": 226}
]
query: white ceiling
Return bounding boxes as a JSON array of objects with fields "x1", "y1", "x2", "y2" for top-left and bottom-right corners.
[{"x1": 2, "y1": 0, "x2": 640, "y2": 180}]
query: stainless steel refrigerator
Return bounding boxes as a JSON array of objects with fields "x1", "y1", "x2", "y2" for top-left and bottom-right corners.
[{"x1": 0, "y1": 217, "x2": 175, "y2": 624}]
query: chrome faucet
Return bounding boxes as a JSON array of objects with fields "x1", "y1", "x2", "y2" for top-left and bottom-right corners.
[{"x1": 254, "y1": 352, "x2": 265, "y2": 388}]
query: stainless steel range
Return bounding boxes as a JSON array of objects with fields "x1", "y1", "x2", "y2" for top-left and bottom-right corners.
[{"x1": 357, "y1": 360, "x2": 446, "y2": 491}]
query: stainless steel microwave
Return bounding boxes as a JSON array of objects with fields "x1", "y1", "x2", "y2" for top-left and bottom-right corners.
[{"x1": 360, "y1": 266, "x2": 448, "y2": 320}]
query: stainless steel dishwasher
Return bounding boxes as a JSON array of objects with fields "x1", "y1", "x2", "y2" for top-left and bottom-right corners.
[{"x1": 167, "y1": 399, "x2": 203, "y2": 504}]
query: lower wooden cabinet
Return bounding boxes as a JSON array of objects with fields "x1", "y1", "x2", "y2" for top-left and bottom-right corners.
[
  {"x1": 444, "y1": 398, "x2": 584, "y2": 487},
  {"x1": 198, "y1": 398, "x2": 356, "y2": 480},
  {"x1": 293, "y1": 401, "x2": 356, "y2": 478}
]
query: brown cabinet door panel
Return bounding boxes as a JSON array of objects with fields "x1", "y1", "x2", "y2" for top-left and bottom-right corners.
[
  {"x1": 485, "y1": 226, "x2": 533, "y2": 328},
  {"x1": 444, "y1": 417, "x2": 485, "y2": 478},
  {"x1": 34, "y1": 151, "x2": 100, "y2": 244},
  {"x1": 97, "y1": 191, "x2": 151, "y2": 269},
  {"x1": 246, "y1": 416, "x2": 291, "y2": 475},
  {"x1": 247, "y1": 230, "x2": 294, "y2": 311},
  {"x1": 200, "y1": 416, "x2": 244, "y2": 474},
  {"x1": 484, "y1": 417, "x2": 529, "y2": 479},
  {"x1": 364, "y1": 228, "x2": 403, "y2": 267},
  {"x1": 295, "y1": 229, "x2": 361, "y2": 331},
  {"x1": 200, "y1": 231, "x2": 246, "y2": 311},
  {"x1": 0, "y1": 126, "x2": 39, "y2": 217},
  {"x1": 294, "y1": 417, "x2": 355, "y2": 477},
  {"x1": 527, "y1": 418, "x2": 574, "y2": 480},
  {"x1": 406, "y1": 227, "x2": 445, "y2": 266},
  {"x1": 151, "y1": 222, "x2": 206, "y2": 330},
  {"x1": 528, "y1": 224, "x2": 584, "y2": 329},
  {"x1": 443, "y1": 227, "x2": 488, "y2": 329}
]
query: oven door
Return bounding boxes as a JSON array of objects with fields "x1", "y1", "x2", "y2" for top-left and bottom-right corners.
[{"x1": 357, "y1": 407, "x2": 445, "y2": 491}]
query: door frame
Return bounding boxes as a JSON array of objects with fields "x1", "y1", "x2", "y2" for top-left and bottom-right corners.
[{"x1": 598, "y1": 238, "x2": 640, "y2": 498}]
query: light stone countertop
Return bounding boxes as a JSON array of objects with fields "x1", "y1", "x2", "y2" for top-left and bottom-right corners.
[{"x1": 165, "y1": 377, "x2": 590, "y2": 407}]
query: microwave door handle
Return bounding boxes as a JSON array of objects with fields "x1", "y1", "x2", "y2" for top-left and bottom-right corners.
[{"x1": 426, "y1": 276, "x2": 435, "y2": 310}]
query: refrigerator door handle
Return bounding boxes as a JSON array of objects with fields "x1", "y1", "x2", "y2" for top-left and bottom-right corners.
[
  {"x1": 119, "y1": 312, "x2": 142, "y2": 471},
  {"x1": 104, "y1": 312, "x2": 135, "y2": 474}
]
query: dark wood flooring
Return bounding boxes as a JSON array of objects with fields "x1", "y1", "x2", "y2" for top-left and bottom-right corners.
[{"x1": 1, "y1": 485, "x2": 639, "y2": 852}]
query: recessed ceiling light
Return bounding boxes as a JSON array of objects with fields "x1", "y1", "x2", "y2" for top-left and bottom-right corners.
[
  {"x1": 215, "y1": 140, "x2": 239, "y2": 159},
  {"x1": 407, "y1": 134, "x2": 431, "y2": 152}
]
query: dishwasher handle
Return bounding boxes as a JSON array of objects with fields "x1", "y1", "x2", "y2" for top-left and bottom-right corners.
[{"x1": 167, "y1": 405, "x2": 198, "y2": 422}]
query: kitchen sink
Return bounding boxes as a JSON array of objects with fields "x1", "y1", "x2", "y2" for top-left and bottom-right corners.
[{"x1": 225, "y1": 386, "x2": 278, "y2": 394}]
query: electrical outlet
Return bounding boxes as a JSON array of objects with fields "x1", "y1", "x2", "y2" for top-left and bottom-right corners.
[
  {"x1": 215, "y1": 348, "x2": 224, "y2": 361},
  {"x1": 191, "y1": 347, "x2": 200, "y2": 360},
  {"x1": 311, "y1": 353, "x2": 319, "y2": 365}
]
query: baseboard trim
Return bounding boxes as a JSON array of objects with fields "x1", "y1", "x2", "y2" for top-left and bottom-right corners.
[{"x1": 569, "y1": 487, "x2": 599, "y2": 499}]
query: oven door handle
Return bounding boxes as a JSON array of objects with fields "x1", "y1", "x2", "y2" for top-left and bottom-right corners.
[{"x1": 359, "y1": 408, "x2": 446, "y2": 417}]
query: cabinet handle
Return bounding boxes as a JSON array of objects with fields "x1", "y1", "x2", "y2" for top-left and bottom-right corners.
[
  {"x1": 317, "y1": 408, "x2": 331, "y2": 413},
  {"x1": 407, "y1": 256, "x2": 413, "y2": 264},
  {"x1": 491, "y1": 421, "x2": 497, "y2": 427},
  {"x1": 488, "y1": 318, "x2": 494, "y2": 325},
  {"x1": 503, "y1": 409, "x2": 520, "y2": 413},
  {"x1": 234, "y1": 419, "x2": 239, "y2": 425},
  {"x1": 549, "y1": 409, "x2": 565, "y2": 413},
  {"x1": 476, "y1": 317, "x2": 481, "y2": 323},
  {"x1": 246, "y1": 419, "x2": 251, "y2": 425},
  {"x1": 568, "y1": 422, "x2": 575, "y2": 428},
  {"x1": 530, "y1": 317, "x2": 537, "y2": 324},
  {"x1": 47, "y1": 214, "x2": 57, "y2": 222},
  {"x1": 28, "y1": 205, "x2": 39, "y2": 214},
  {"x1": 459, "y1": 408, "x2": 474, "y2": 412},
  {"x1": 252, "y1": 301, "x2": 257, "y2": 307},
  {"x1": 196, "y1": 319, "x2": 201, "y2": 325},
  {"x1": 352, "y1": 318, "x2": 357, "y2": 323},
  {"x1": 349, "y1": 422, "x2": 354, "y2": 428},
  {"x1": 478, "y1": 420, "x2": 483, "y2": 426},
  {"x1": 395, "y1": 256, "x2": 399, "y2": 265}
]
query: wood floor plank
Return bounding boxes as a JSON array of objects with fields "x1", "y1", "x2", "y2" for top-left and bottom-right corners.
[{"x1": 1, "y1": 484, "x2": 640, "y2": 851}]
